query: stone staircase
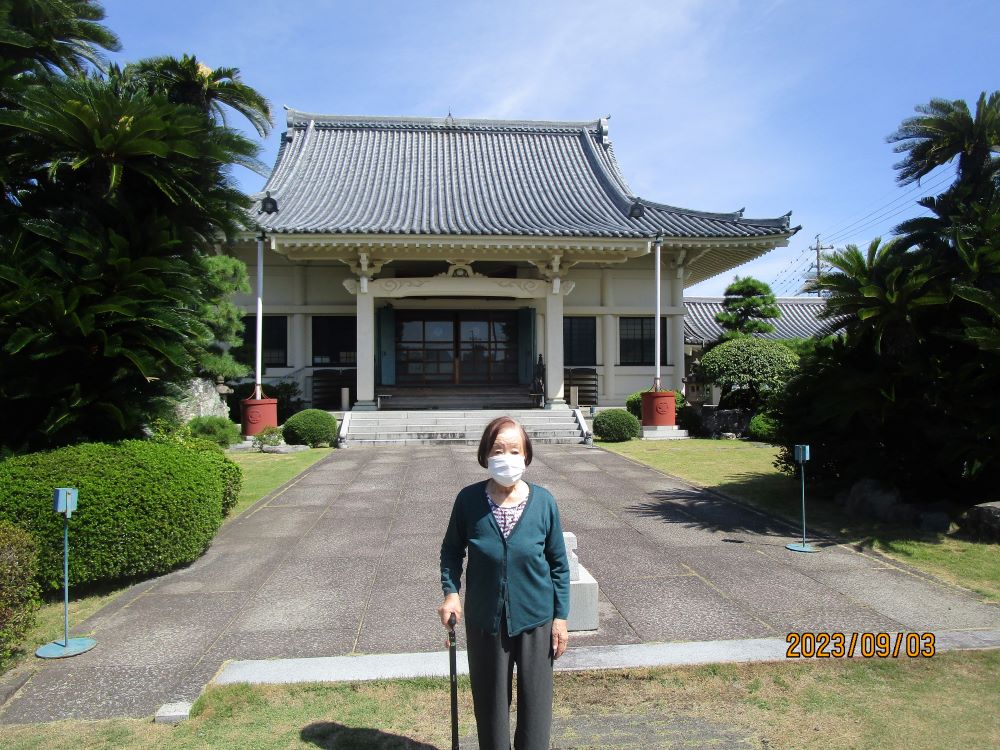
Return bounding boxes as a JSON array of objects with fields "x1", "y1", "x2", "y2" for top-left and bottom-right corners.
[{"x1": 340, "y1": 409, "x2": 588, "y2": 446}]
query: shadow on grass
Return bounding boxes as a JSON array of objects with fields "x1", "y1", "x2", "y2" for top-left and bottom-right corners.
[
  {"x1": 622, "y1": 474, "x2": 846, "y2": 551},
  {"x1": 682, "y1": 471, "x2": 954, "y2": 549},
  {"x1": 301, "y1": 721, "x2": 438, "y2": 749}
]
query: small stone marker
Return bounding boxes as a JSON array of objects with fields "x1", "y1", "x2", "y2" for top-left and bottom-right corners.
[{"x1": 154, "y1": 701, "x2": 193, "y2": 725}]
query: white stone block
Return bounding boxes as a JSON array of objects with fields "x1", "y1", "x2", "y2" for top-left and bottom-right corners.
[
  {"x1": 567, "y1": 563, "x2": 599, "y2": 632},
  {"x1": 563, "y1": 532, "x2": 580, "y2": 581},
  {"x1": 154, "y1": 702, "x2": 192, "y2": 725}
]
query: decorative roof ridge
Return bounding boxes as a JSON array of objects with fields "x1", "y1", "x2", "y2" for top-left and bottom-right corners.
[
  {"x1": 636, "y1": 198, "x2": 795, "y2": 228},
  {"x1": 576, "y1": 125, "x2": 637, "y2": 216},
  {"x1": 282, "y1": 107, "x2": 603, "y2": 133}
]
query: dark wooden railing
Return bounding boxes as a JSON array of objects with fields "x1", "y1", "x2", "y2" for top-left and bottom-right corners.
[
  {"x1": 311, "y1": 368, "x2": 356, "y2": 410},
  {"x1": 564, "y1": 367, "x2": 598, "y2": 406}
]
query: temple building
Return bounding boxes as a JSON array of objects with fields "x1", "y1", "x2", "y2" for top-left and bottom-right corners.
[{"x1": 229, "y1": 110, "x2": 799, "y2": 411}]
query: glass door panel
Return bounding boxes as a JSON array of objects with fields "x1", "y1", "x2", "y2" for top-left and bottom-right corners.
[{"x1": 395, "y1": 310, "x2": 519, "y2": 385}]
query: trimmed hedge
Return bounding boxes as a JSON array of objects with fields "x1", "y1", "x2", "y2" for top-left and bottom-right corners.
[
  {"x1": 625, "y1": 390, "x2": 687, "y2": 420},
  {"x1": 0, "y1": 441, "x2": 227, "y2": 592},
  {"x1": 151, "y1": 430, "x2": 243, "y2": 516},
  {"x1": 0, "y1": 520, "x2": 41, "y2": 668},
  {"x1": 593, "y1": 408, "x2": 641, "y2": 442},
  {"x1": 187, "y1": 416, "x2": 241, "y2": 447},
  {"x1": 282, "y1": 409, "x2": 338, "y2": 447}
]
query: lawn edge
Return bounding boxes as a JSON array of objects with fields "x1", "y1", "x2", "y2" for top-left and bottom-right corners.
[{"x1": 591, "y1": 441, "x2": 998, "y2": 604}]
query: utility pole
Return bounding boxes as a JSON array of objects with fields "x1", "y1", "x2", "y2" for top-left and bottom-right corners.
[{"x1": 811, "y1": 234, "x2": 833, "y2": 296}]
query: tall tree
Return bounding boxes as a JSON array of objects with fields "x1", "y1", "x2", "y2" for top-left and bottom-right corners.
[
  {"x1": 126, "y1": 53, "x2": 272, "y2": 136},
  {"x1": 804, "y1": 237, "x2": 948, "y2": 355},
  {"x1": 0, "y1": 0, "x2": 120, "y2": 80},
  {"x1": 715, "y1": 276, "x2": 781, "y2": 340},
  {"x1": 777, "y1": 92, "x2": 1000, "y2": 507},
  {"x1": 0, "y1": 4, "x2": 269, "y2": 454},
  {"x1": 887, "y1": 92, "x2": 1000, "y2": 193}
]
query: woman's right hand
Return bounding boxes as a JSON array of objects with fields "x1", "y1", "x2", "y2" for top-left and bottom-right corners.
[{"x1": 437, "y1": 593, "x2": 462, "y2": 629}]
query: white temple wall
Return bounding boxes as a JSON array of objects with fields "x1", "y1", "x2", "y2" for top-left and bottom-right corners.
[{"x1": 228, "y1": 246, "x2": 688, "y2": 407}]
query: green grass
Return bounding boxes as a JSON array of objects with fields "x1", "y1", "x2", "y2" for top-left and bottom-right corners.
[
  {"x1": 0, "y1": 448, "x2": 332, "y2": 679},
  {"x1": 596, "y1": 437, "x2": 1000, "y2": 602},
  {"x1": 1, "y1": 651, "x2": 996, "y2": 749},
  {"x1": 226, "y1": 447, "x2": 332, "y2": 520}
]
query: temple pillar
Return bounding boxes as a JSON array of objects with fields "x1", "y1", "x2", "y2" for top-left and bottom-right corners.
[
  {"x1": 291, "y1": 313, "x2": 307, "y2": 369},
  {"x1": 544, "y1": 281, "x2": 567, "y2": 409},
  {"x1": 668, "y1": 265, "x2": 685, "y2": 394},
  {"x1": 601, "y1": 313, "x2": 616, "y2": 403},
  {"x1": 355, "y1": 285, "x2": 377, "y2": 409}
]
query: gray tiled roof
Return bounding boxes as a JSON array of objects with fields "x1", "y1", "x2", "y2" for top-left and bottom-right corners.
[
  {"x1": 683, "y1": 297, "x2": 837, "y2": 344},
  {"x1": 256, "y1": 110, "x2": 796, "y2": 240}
]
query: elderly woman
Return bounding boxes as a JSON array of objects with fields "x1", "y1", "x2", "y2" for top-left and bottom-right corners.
[{"x1": 438, "y1": 416, "x2": 570, "y2": 750}]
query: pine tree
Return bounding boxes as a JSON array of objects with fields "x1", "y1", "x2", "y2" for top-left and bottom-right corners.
[{"x1": 714, "y1": 276, "x2": 781, "y2": 340}]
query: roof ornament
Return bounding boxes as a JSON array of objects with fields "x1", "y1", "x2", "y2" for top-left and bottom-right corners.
[
  {"x1": 735, "y1": 207, "x2": 745, "y2": 217},
  {"x1": 628, "y1": 199, "x2": 645, "y2": 219},
  {"x1": 598, "y1": 116, "x2": 610, "y2": 145},
  {"x1": 259, "y1": 191, "x2": 278, "y2": 215}
]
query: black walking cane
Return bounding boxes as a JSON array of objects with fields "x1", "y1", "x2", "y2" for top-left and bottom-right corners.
[{"x1": 448, "y1": 612, "x2": 459, "y2": 750}]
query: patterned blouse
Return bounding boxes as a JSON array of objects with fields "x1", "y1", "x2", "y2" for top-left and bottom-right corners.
[{"x1": 485, "y1": 486, "x2": 528, "y2": 538}]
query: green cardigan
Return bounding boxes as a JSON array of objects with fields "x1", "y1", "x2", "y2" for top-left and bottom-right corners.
[{"x1": 440, "y1": 479, "x2": 570, "y2": 636}]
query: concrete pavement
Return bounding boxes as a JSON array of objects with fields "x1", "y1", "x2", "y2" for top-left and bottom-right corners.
[{"x1": 1, "y1": 442, "x2": 998, "y2": 724}]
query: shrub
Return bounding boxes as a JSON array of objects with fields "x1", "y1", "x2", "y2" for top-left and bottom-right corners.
[
  {"x1": 282, "y1": 409, "x2": 338, "y2": 448},
  {"x1": 150, "y1": 425, "x2": 242, "y2": 516},
  {"x1": 253, "y1": 426, "x2": 283, "y2": 452},
  {"x1": 0, "y1": 520, "x2": 41, "y2": 668},
  {"x1": 747, "y1": 412, "x2": 778, "y2": 443},
  {"x1": 699, "y1": 337, "x2": 799, "y2": 411},
  {"x1": 0, "y1": 441, "x2": 227, "y2": 592},
  {"x1": 625, "y1": 389, "x2": 687, "y2": 420},
  {"x1": 187, "y1": 416, "x2": 241, "y2": 447},
  {"x1": 593, "y1": 409, "x2": 641, "y2": 442}
]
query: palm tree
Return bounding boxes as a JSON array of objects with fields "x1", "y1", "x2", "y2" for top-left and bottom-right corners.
[
  {"x1": 0, "y1": 72, "x2": 261, "y2": 451},
  {"x1": 0, "y1": 0, "x2": 120, "y2": 82},
  {"x1": 126, "y1": 54, "x2": 272, "y2": 136},
  {"x1": 887, "y1": 92, "x2": 1000, "y2": 191},
  {"x1": 805, "y1": 237, "x2": 948, "y2": 355}
]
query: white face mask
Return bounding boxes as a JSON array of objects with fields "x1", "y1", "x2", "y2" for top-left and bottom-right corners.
[{"x1": 488, "y1": 454, "x2": 525, "y2": 487}]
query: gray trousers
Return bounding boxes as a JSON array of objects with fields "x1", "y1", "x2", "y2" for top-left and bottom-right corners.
[{"x1": 465, "y1": 609, "x2": 553, "y2": 750}]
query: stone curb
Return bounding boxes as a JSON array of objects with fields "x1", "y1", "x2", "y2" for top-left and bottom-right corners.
[{"x1": 211, "y1": 628, "x2": 1000, "y2": 687}]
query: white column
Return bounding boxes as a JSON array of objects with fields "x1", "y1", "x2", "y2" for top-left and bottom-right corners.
[
  {"x1": 600, "y1": 268, "x2": 614, "y2": 306},
  {"x1": 544, "y1": 283, "x2": 567, "y2": 408},
  {"x1": 668, "y1": 267, "x2": 685, "y2": 393},
  {"x1": 293, "y1": 265, "x2": 306, "y2": 305},
  {"x1": 291, "y1": 313, "x2": 307, "y2": 369},
  {"x1": 355, "y1": 287, "x2": 377, "y2": 409},
  {"x1": 601, "y1": 314, "x2": 616, "y2": 403}
]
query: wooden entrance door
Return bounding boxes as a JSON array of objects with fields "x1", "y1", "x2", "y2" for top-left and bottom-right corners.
[{"x1": 396, "y1": 311, "x2": 518, "y2": 385}]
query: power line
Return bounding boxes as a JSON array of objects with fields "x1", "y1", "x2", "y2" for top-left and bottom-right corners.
[
  {"x1": 816, "y1": 166, "x2": 953, "y2": 240},
  {"x1": 822, "y1": 172, "x2": 952, "y2": 244},
  {"x1": 768, "y1": 244, "x2": 813, "y2": 288},
  {"x1": 826, "y1": 201, "x2": 935, "y2": 246}
]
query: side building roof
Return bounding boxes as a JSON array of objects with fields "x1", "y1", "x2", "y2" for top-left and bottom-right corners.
[
  {"x1": 683, "y1": 297, "x2": 836, "y2": 345},
  {"x1": 257, "y1": 110, "x2": 797, "y2": 244}
]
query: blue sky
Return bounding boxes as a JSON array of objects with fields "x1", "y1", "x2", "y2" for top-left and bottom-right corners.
[{"x1": 101, "y1": 0, "x2": 999, "y2": 296}]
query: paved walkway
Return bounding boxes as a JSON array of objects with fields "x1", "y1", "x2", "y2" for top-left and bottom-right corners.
[{"x1": 2, "y1": 443, "x2": 999, "y2": 725}]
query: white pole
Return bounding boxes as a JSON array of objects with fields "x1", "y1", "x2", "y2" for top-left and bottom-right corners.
[
  {"x1": 255, "y1": 230, "x2": 264, "y2": 400},
  {"x1": 653, "y1": 235, "x2": 662, "y2": 390}
]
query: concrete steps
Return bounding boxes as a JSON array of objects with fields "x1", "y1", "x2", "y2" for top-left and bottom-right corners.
[{"x1": 341, "y1": 409, "x2": 587, "y2": 446}]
